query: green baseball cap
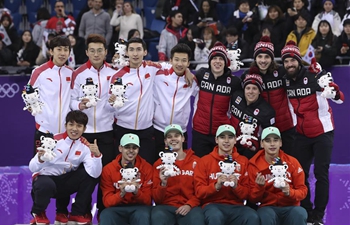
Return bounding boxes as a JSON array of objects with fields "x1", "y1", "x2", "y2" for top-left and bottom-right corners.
[
  {"x1": 261, "y1": 126, "x2": 281, "y2": 140},
  {"x1": 164, "y1": 124, "x2": 183, "y2": 137},
  {"x1": 120, "y1": 133, "x2": 140, "y2": 147},
  {"x1": 216, "y1": 124, "x2": 236, "y2": 137}
]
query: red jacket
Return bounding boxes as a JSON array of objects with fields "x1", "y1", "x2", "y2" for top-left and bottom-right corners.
[
  {"x1": 100, "y1": 154, "x2": 153, "y2": 207},
  {"x1": 152, "y1": 149, "x2": 200, "y2": 208},
  {"x1": 248, "y1": 150, "x2": 307, "y2": 207},
  {"x1": 194, "y1": 146, "x2": 249, "y2": 206}
]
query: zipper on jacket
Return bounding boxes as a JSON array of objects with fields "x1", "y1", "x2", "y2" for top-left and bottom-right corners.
[
  {"x1": 170, "y1": 76, "x2": 180, "y2": 124},
  {"x1": 94, "y1": 72, "x2": 102, "y2": 133},
  {"x1": 135, "y1": 68, "x2": 142, "y2": 129},
  {"x1": 296, "y1": 98, "x2": 305, "y2": 135},
  {"x1": 208, "y1": 78, "x2": 217, "y2": 135},
  {"x1": 58, "y1": 67, "x2": 62, "y2": 133},
  {"x1": 64, "y1": 140, "x2": 75, "y2": 161}
]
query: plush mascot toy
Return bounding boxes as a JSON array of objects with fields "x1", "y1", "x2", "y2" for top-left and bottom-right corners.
[
  {"x1": 80, "y1": 77, "x2": 100, "y2": 107},
  {"x1": 267, "y1": 157, "x2": 291, "y2": 188},
  {"x1": 22, "y1": 84, "x2": 44, "y2": 116},
  {"x1": 118, "y1": 161, "x2": 141, "y2": 193},
  {"x1": 217, "y1": 155, "x2": 240, "y2": 187},
  {"x1": 37, "y1": 132, "x2": 57, "y2": 162},
  {"x1": 156, "y1": 146, "x2": 180, "y2": 177},
  {"x1": 113, "y1": 39, "x2": 129, "y2": 68},
  {"x1": 110, "y1": 77, "x2": 128, "y2": 108},
  {"x1": 227, "y1": 48, "x2": 244, "y2": 71},
  {"x1": 236, "y1": 121, "x2": 258, "y2": 150}
]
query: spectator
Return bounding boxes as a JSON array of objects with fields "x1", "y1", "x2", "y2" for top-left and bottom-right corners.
[
  {"x1": 336, "y1": 18, "x2": 350, "y2": 64},
  {"x1": 46, "y1": 0, "x2": 76, "y2": 35},
  {"x1": 158, "y1": 10, "x2": 187, "y2": 61},
  {"x1": 74, "y1": 0, "x2": 93, "y2": 36},
  {"x1": 27, "y1": 36, "x2": 72, "y2": 155},
  {"x1": 285, "y1": 11, "x2": 316, "y2": 63},
  {"x1": 261, "y1": 5, "x2": 287, "y2": 57},
  {"x1": 281, "y1": 40, "x2": 344, "y2": 225},
  {"x1": 228, "y1": 0, "x2": 259, "y2": 45},
  {"x1": 249, "y1": 26, "x2": 272, "y2": 58},
  {"x1": 230, "y1": 66, "x2": 275, "y2": 159},
  {"x1": 194, "y1": 124, "x2": 260, "y2": 225},
  {"x1": 16, "y1": 30, "x2": 40, "y2": 67},
  {"x1": 312, "y1": 20, "x2": 338, "y2": 69},
  {"x1": 242, "y1": 36, "x2": 296, "y2": 156},
  {"x1": 194, "y1": 26, "x2": 217, "y2": 70},
  {"x1": 110, "y1": 2, "x2": 143, "y2": 41},
  {"x1": 312, "y1": 0, "x2": 341, "y2": 37},
  {"x1": 99, "y1": 133, "x2": 153, "y2": 225},
  {"x1": 79, "y1": 0, "x2": 112, "y2": 45},
  {"x1": 68, "y1": 34, "x2": 87, "y2": 65},
  {"x1": 162, "y1": 0, "x2": 199, "y2": 26},
  {"x1": 223, "y1": 27, "x2": 249, "y2": 60},
  {"x1": 35, "y1": 33, "x2": 56, "y2": 65},
  {"x1": 0, "y1": 34, "x2": 13, "y2": 66},
  {"x1": 192, "y1": 0, "x2": 219, "y2": 38},
  {"x1": 191, "y1": 42, "x2": 241, "y2": 157},
  {"x1": 32, "y1": 8, "x2": 51, "y2": 47},
  {"x1": 285, "y1": 0, "x2": 311, "y2": 34},
  {"x1": 127, "y1": 29, "x2": 140, "y2": 40},
  {"x1": 248, "y1": 126, "x2": 308, "y2": 225},
  {"x1": 0, "y1": 12, "x2": 20, "y2": 53},
  {"x1": 151, "y1": 124, "x2": 205, "y2": 225},
  {"x1": 179, "y1": 28, "x2": 195, "y2": 62},
  {"x1": 28, "y1": 110, "x2": 102, "y2": 225}
]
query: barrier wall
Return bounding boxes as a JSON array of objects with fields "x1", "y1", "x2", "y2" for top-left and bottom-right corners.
[{"x1": 0, "y1": 67, "x2": 349, "y2": 166}]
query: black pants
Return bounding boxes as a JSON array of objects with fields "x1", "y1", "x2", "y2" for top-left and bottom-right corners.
[
  {"x1": 31, "y1": 167, "x2": 98, "y2": 215},
  {"x1": 293, "y1": 131, "x2": 334, "y2": 218},
  {"x1": 191, "y1": 129, "x2": 216, "y2": 157},
  {"x1": 114, "y1": 125, "x2": 156, "y2": 164},
  {"x1": 280, "y1": 127, "x2": 296, "y2": 155},
  {"x1": 83, "y1": 131, "x2": 115, "y2": 213},
  {"x1": 33, "y1": 129, "x2": 46, "y2": 156},
  {"x1": 154, "y1": 128, "x2": 188, "y2": 154}
]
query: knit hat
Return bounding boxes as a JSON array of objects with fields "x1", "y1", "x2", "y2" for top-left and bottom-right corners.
[
  {"x1": 242, "y1": 66, "x2": 263, "y2": 93},
  {"x1": 323, "y1": 0, "x2": 335, "y2": 5},
  {"x1": 281, "y1": 40, "x2": 303, "y2": 64},
  {"x1": 253, "y1": 36, "x2": 274, "y2": 60},
  {"x1": 208, "y1": 42, "x2": 230, "y2": 67}
]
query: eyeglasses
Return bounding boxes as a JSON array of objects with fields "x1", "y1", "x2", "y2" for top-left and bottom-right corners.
[{"x1": 88, "y1": 48, "x2": 105, "y2": 54}]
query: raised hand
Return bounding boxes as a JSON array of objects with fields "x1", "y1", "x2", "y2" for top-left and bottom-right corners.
[{"x1": 89, "y1": 139, "x2": 101, "y2": 157}]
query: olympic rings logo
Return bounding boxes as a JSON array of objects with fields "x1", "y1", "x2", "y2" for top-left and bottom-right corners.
[{"x1": 0, "y1": 83, "x2": 20, "y2": 98}]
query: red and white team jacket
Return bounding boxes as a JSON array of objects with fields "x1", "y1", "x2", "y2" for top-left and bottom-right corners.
[
  {"x1": 154, "y1": 63, "x2": 198, "y2": 132},
  {"x1": 29, "y1": 132, "x2": 102, "y2": 178},
  {"x1": 109, "y1": 61, "x2": 162, "y2": 130},
  {"x1": 71, "y1": 61, "x2": 116, "y2": 133},
  {"x1": 29, "y1": 60, "x2": 73, "y2": 134}
]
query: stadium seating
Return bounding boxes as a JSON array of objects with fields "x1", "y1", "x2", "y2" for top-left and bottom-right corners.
[
  {"x1": 71, "y1": 0, "x2": 87, "y2": 12},
  {"x1": 216, "y1": 3, "x2": 235, "y2": 27},
  {"x1": 144, "y1": 7, "x2": 156, "y2": 29},
  {"x1": 27, "y1": 12, "x2": 37, "y2": 27},
  {"x1": 25, "y1": 0, "x2": 44, "y2": 15},
  {"x1": 150, "y1": 19, "x2": 166, "y2": 35},
  {"x1": 142, "y1": 0, "x2": 158, "y2": 8},
  {"x1": 11, "y1": 13, "x2": 23, "y2": 34},
  {"x1": 4, "y1": 0, "x2": 22, "y2": 14}
]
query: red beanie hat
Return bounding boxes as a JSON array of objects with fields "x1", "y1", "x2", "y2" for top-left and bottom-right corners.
[
  {"x1": 281, "y1": 40, "x2": 302, "y2": 64},
  {"x1": 253, "y1": 36, "x2": 274, "y2": 60},
  {"x1": 208, "y1": 42, "x2": 230, "y2": 67},
  {"x1": 242, "y1": 66, "x2": 263, "y2": 93}
]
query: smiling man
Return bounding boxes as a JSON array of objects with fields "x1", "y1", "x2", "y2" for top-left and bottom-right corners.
[
  {"x1": 241, "y1": 36, "x2": 296, "y2": 155},
  {"x1": 248, "y1": 126, "x2": 307, "y2": 225},
  {"x1": 153, "y1": 43, "x2": 198, "y2": 154},
  {"x1": 230, "y1": 66, "x2": 275, "y2": 159},
  {"x1": 192, "y1": 42, "x2": 242, "y2": 157},
  {"x1": 99, "y1": 133, "x2": 153, "y2": 225}
]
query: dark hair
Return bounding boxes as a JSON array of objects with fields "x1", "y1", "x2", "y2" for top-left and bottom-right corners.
[
  {"x1": 315, "y1": 20, "x2": 335, "y2": 46},
  {"x1": 225, "y1": 27, "x2": 238, "y2": 36},
  {"x1": 86, "y1": 33, "x2": 106, "y2": 49},
  {"x1": 294, "y1": 10, "x2": 309, "y2": 23},
  {"x1": 19, "y1": 30, "x2": 37, "y2": 51},
  {"x1": 65, "y1": 110, "x2": 88, "y2": 127},
  {"x1": 0, "y1": 13, "x2": 12, "y2": 25},
  {"x1": 294, "y1": 0, "x2": 309, "y2": 9},
  {"x1": 36, "y1": 7, "x2": 50, "y2": 21},
  {"x1": 250, "y1": 60, "x2": 279, "y2": 74},
  {"x1": 169, "y1": 10, "x2": 182, "y2": 18},
  {"x1": 123, "y1": 2, "x2": 135, "y2": 14},
  {"x1": 49, "y1": 35, "x2": 71, "y2": 51},
  {"x1": 170, "y1": 43, "x2": 192, "y2": 59},
  {"x1": 126, "y1": 37, "x2": 147, "y2": 51},
  {"x1": 127, "y1": 29, "x2": 140, "y2": 40},
  {"x1": 264, "y1": 5, "x2": 284, "y2": 22},
  {"x1": 203, "y1": 27, "x2": 217, "y2": 50}
]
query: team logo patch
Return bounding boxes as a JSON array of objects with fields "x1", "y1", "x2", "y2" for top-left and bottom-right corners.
[
  {"x1": 75, "y1": 151, "x2": 81, "y2": 155},
  {"x1": 303, "y1": 77, "x2": 308, "y2": 84},
  {"x1": 183, "y1": 84, "x2": 188, "y2": 88},
  {"x1": 145, "y1": 73, "x2": 151, "y2": 79},
  {"x1": 235, "y1": 96, "x2": 242, "y2": 104},
  {"x1": 204, "y1": 72, "x2": 210, "y2": 80},
  {"x1": 66, "y1": 77, "x2": 71, "y2": 82},
  {"x1": 270, "y1": 117, "x2": 275, "y2": 125},
  {"x1": 273, "y1": 70, "x2": 278, "y2": 77},
  {"x1": 46, "y1": 78, "x2": 53, "y2": 82},
  {"x1": 254, "y1": 108, "x2": 260, "y2": 115},
  {"x1": 227, "y1": 77, "x2": 231, "y2": 84},
  {"x1": 236, "y1": 163, "x2": 241, "y2": 172},
  {"x1": 286, "y1": 80, "x2": 290, "y2": 86},
  {"x1": 193, "y1": 161, "x2": 197, "y2": 169},
  {"x1": 298, "y1": 167, "x2": 303, "y2": 173}
]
